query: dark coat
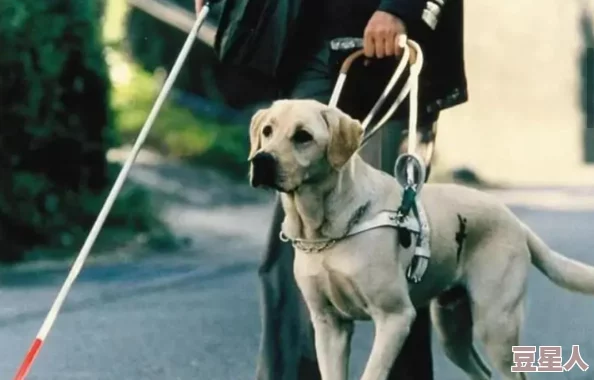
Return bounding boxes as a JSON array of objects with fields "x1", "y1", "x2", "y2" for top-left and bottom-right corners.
[
  {"x1": 402, "y1": 0, "x2": 468, "y2": 113},
  {"x1": 212, "y1": 0, "x2": 467, "y2": 113}
]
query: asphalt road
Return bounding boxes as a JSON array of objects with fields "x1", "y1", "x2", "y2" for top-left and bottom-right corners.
[{"x1": 1, "y1": 178, "x2": 594, "y2": 379}]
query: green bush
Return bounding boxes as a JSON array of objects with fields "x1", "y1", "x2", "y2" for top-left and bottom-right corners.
[
  {"x1": 125, "y1": 0, "x2": 218, "y2": 97},
  {"x1": 108, "y1": 49, "x2": 249, "y2": 178},
  {"x1": 0, "y1": 0, "x2": 166, "y2": 262}
]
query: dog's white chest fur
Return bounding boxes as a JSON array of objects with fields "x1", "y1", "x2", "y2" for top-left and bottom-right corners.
[
  {"x1": 294, "y1": 247, "x2": 372, "y2": 320},
  {"x1": 292, "y1": 229, "x2": 405, "y2": 321}
]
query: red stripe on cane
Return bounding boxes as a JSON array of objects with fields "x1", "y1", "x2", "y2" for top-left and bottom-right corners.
[{"x1": 14, "y1": 338, "x2": 43, "y2": 380}]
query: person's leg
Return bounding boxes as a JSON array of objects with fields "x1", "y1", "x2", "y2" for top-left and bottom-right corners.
[{"x1": 255, "y1": 45, "x2": 332, "y2": 380}]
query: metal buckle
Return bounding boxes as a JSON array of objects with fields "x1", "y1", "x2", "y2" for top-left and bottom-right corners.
[{"x1": 394, "y1": 153, "x2": 426, "y2": 192}]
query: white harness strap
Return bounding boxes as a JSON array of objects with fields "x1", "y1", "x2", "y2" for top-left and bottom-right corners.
[
  {"x1": 330, "y1": 36, "x2": 424, "y2": 153},
  {"x1": 407, "y1": 197, "x2": 431, "y2": 283},
  {"x1": 323, "y1": 36, "x2": 432, "y2": 283},
  {"x1": 281, "y1": 200, "x2": 431, "y2": 283},
  {"x1": 280, "y1": 209, "x2": 421, "y2": 254}
]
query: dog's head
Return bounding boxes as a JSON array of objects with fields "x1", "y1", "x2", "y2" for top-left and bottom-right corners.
[{"x1": 247, "y1": 99, "x2": 364, "y2": 192}]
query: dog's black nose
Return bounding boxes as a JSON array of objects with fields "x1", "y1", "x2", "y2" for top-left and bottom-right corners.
[{"x1": 250, "y1": 152, "x2": 277, "y2": 187}]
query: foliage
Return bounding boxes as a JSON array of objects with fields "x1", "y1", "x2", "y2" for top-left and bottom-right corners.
[
  {"x1": 124, "y1": 0, "x2": 218, "y2": 97},
  {"x1": 108, "y1": 47, "x2": 249, "y2": 178},
  {"x1": 103, "y1": 0, "x2": 250, "y2": 177},
  {"x1": 0, "y1": 0, "x2": 167, "y2": 262}
]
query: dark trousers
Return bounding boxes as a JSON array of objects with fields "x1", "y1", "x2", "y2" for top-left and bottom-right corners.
[{"x1": 255, "y1": 41, "x2": 438, "y2": 380}]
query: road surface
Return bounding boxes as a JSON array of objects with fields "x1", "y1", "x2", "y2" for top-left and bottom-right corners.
[{"x1": 1, "y1": 162, "x2": 593, "y2": 380}]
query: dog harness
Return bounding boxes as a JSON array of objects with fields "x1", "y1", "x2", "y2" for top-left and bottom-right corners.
[
  {"x1": 280, "y1": 208, "x2": 421, "y2": 252},
  {"x1": 280, "y1": 195, "x2": 432, "y2": 284},
  {"x1": 281, "y1": 36, "x2": 433, "y2": 284}
]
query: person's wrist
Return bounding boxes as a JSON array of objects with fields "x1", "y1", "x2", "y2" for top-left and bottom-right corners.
[{"x1": 376, "y1": 5, "x2": 408, "y2": 26}]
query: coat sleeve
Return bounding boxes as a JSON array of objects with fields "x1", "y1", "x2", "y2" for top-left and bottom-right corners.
[{"x1": 378, "y1": 0, "x2": 446, "y2": 31}]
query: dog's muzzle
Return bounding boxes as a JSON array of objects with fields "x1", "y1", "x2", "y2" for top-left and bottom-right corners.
[{"x1": 250, "y1": 152, "x2": 278, "y2": 188}]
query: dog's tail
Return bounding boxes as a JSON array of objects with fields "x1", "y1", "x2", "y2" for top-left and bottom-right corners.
[{"x1": 524, "y1": 223, "x2": 594, "y2": 294}]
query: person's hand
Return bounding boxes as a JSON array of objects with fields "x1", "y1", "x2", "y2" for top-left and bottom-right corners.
[
  {"x1": 363, "y1": 11, "x2": 407, "y2": 59},
  {"x1": 195, "y1": 0, "x2": 204, "y2": 14}
]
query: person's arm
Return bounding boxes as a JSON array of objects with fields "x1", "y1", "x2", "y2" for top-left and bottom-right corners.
[
  {"x1": 364, "y1": 0, "x2": 446, "y2": 58},
  {"x1": 195, "y1": 0, "x2": 203, "y2": 14},
  {"x1": 378, "y1": 0, "x2": 445, "y2": 31}
]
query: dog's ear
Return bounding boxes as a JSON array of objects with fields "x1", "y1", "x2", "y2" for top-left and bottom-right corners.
[
  {"x1": 321, "y1": 107, "x2": 364, "y2": 169},
  {"x1": 248, "y1": 108, "x2": 269, "y2": 161}
]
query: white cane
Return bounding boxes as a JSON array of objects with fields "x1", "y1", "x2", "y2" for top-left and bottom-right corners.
[{"x1": 12, "y1": 5, "x2": 211, "y2": 380}]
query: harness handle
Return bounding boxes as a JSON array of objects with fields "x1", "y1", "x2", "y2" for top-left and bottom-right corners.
[
  {"x1": 359, "y1": 38, "x2": 423, "y2": 148},
  {"x1": 328, "y1": 35, "x2": 426, "y2": 192},
  {"x1": 338, "y1": 50, "x2": 366, "y2": 74},
  {"x1": 329, "y1": 35, "x2": 415, "y2": 110}
]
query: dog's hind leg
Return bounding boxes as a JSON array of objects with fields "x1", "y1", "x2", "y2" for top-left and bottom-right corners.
[
  {"x1": 473, "y1": 302, "x2": 527, "y2": 380},
  {"x1": 430, "y1": 287, "x2": 492, "y2": 380},
  {"x1": 467, "y1": 243, "x2": 530, "y2": 380}
]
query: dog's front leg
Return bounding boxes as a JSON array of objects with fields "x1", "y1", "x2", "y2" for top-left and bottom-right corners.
[
  {"x1": 311, "y1": 312, "x2": 354, "y2": 380},
  {"x1": 360, "y1": 307, "x2": 417, "y2": 380}
]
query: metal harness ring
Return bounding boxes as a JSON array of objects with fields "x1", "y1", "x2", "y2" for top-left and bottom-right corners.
[
  {"x1": 394, "y1": 153, "x2": 426, "y2": 193},
  {"x1": 279, "y1": 230, "x2": 289, "y2": 242}
]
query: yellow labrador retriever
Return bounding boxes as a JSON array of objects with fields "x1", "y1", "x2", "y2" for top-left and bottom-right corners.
[{"x1": 247, "y1": 99, "x2": 594, "y2": 380}]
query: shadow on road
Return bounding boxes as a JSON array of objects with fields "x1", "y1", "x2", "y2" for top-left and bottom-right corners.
[{"x1": 0, "y1": 260, "x2": 257, "y2": 329}]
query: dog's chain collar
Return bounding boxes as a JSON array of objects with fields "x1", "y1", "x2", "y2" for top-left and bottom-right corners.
[
  {"x1": 280, "y1": 201, "x2": 432, "y2": 284},
  {"x1": 279, "y1": 209, "x2": 422, "y2": 254},
  {"x1": 280, "y1": 234, "x2": 338, "y2": 254}
]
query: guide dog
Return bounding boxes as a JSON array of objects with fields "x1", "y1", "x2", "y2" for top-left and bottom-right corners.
[{"x1": 248, "y1": 99, "x2": 594, "y2": 380}]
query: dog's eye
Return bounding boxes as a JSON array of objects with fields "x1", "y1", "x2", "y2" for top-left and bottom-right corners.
[
  {"x1": 292, "y1": 129, "x2": 313, "y2": 144},
  {"x1": 262, "y1": 125, "x2": 273, "y2": 138}
]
